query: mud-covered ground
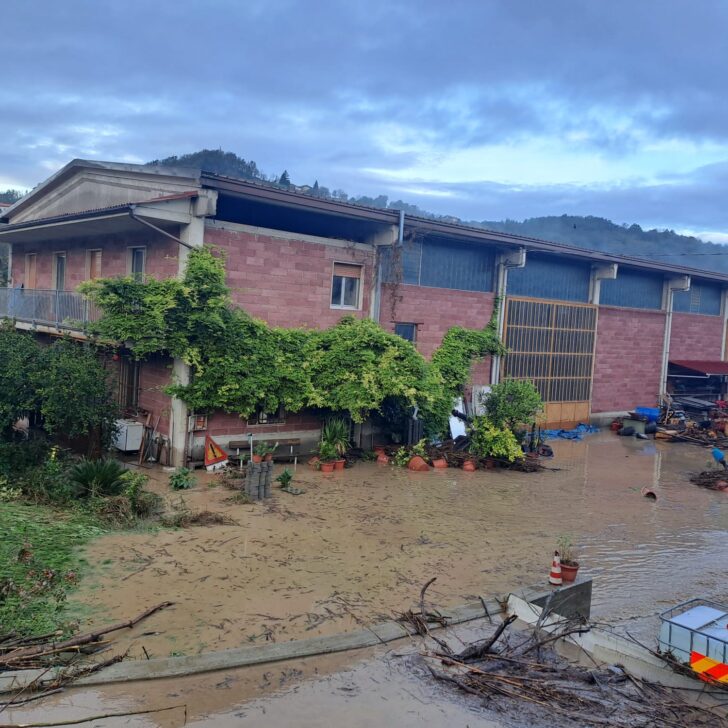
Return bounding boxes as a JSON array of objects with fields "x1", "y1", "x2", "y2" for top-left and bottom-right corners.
[{"x1": 6, "y1": 433, "x2": 728, "y2": 726}]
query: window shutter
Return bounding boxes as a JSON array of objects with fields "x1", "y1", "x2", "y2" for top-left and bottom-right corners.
[{"x1": 333, "y1": 263, "x2": 362, "y2": 278}]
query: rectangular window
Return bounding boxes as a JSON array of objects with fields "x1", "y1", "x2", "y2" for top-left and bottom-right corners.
[
  {"x1": 331, "y1": 262, "x2": 362, "y2": 309},
  {"x1": 673, "y1": 281, "x2": 722, "y2": 316},
  {"x1": 52, "y1": 252, "x2": 66, "y2": 290},
  {"x1": 117, "y1": 358, "x2": 140, "y2": 411},
  {"x1": 129, "y1": 247, "x2": 146, "y2": 282},
  {"x1": 394, "y1": 323, "x2": 417, "y2": 342},
  {"x1": 247, "y1": 406, "x2": 286, "y2": 426},
  {"x1": 25, "y1": 254, "x2": 37, "y2": 289},
  {"x1": 87, "y1": 249, "x2": 102, "y2": 280}
]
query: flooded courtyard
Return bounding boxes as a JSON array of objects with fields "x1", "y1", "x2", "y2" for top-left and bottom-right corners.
[{"x1": 7, "y1": 432, "x2": 728, "y2": 726}]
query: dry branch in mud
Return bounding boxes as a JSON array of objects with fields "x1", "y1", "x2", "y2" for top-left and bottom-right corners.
[
  {"x1": 0, "y1": 602, "x2": 174, "y2": 711},
  {"x1": 402, "y1": 586, "x2": 724, "y2": 727}
]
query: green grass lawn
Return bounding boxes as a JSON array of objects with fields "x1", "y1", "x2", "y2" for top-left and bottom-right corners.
[{"x1": 0, "y1": 503, "x2": 104, "y2": 637}]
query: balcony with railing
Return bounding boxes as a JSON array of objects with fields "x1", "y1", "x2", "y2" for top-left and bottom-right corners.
[{"x1": 0, "y1": 288, "x2": 100, "y2": 330}]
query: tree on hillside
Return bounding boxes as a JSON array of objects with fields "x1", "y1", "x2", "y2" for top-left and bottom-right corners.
[
  {"x1": 279, "y1": 170, "x2": 291, "y2": 187},
  {"x1": 0, "y1": 189, "x2": 22, "y2": 204},
  {"x1": 147, "y1": 149, "x2": 262, "y2": 180}
]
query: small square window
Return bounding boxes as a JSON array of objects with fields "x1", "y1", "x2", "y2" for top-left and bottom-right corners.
[
  {"x1": 247, "y1": 406, "x2": 286, "y2": 426},
  {"x1": 394, "y1": 323, "x2": 417, "y2": 342},
  {"x1": 331, "y1": 263, "x2": 362, "y2": 309}
]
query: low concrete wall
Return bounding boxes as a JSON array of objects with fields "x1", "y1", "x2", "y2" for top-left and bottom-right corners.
[{"x1": 0, "y1": 578, "x2": 592, "y2": 692}]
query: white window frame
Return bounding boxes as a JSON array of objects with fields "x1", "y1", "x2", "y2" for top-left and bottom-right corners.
[
  {"x1": 52, "y1": 251, "x2": 67, "y2": 291},
  {"x1": 127, "y1": 246, "x2": 147, "y2": 281},
  {"x1": 330, "y1": 262, "x2": 363, "y2": 310},
  {"x1": 86, "y1": 249, "x2": 103, "y2": 280}
]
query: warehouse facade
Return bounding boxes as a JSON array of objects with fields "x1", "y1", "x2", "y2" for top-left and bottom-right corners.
[{"x1": 1, "y1": 159, "x2": 727, "y2": 464}]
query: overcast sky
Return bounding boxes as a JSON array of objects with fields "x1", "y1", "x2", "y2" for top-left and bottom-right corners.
[{"x1": 2, "y1": 1, "x2": 728, "y2": 241}]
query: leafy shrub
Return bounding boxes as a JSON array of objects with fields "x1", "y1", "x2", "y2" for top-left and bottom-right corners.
[
  {"x1": 0, "y1": 437, "x2": 51, "y2": 479},
  {"x1": 0, "y1": 476, "x2": 21, "y2": 502},
  {"x1": 19, "y1": 455, "x2": 77, "y2": 504},
  {"x1": 392, "y1": 447, "x2": 413, "y2": 468},
  {"x1": 275, "y1": 468, "x2": 293, "y2": 488},
  {"x1": 69, "y1": 458, "x2": 127, "y2": 499},
  {"x1": 468, "y1": 417, "x2": 523, "y2": 462},
  {"x1": 169, "y1": 467, "x2": 196, "y2": 490},
  {"x1": 481, "y1": 379, "x2": 543, "y2": 433}
]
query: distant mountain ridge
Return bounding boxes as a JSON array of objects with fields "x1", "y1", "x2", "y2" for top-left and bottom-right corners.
[{"x1": 146, "y1": 149, "x2": 728, "y2": 275}]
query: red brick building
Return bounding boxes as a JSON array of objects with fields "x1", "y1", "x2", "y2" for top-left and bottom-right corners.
[{"x1": 2, "y1": 160, "x2": 727, "y2": 465}]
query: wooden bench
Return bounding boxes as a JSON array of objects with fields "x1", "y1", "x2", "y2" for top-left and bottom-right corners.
[{"x1": 227, "y1": 437, "x2": 303, "y2": 464}]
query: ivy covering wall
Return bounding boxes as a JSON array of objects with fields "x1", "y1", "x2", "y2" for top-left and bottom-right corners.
[{"x1": 81, "y1": 247, "x2": 505, "y2": 435}]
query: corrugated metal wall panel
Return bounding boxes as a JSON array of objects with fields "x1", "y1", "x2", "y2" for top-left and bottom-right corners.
[
  {"x1": 600, "y1": 268, "x2": 664, "y2": 309},
  {"x1": 419, "y1": 239, "x2": 494, "y2": 292},
  {"x1": 673, "y1": 281, "x2": 722, "y2": 316},
  {"x1": 507, "y1": 254, "x2": 590, "y2": 302},
  {"x1": 380, "y1": 238, "x2": 495, "y2": 291}
]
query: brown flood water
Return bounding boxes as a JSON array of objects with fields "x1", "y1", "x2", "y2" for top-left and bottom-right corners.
[{"x1": 8, "y1": 433, "x2": 728, "y2": 726}]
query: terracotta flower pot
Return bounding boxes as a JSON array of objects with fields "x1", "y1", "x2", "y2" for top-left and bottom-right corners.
[
  {"x1": 560, "y1": 562, "x2": 579, "y2": 582},
  {"x1": 484, "y1": 458, "x2": 496, "y2": 470},
  {"x1": 462, "y1": 459, "x2": 477, "y2": 472},
  {"x1": 377, "y1": 453, "x2": 390, "y2": 465},
  {"x1": 407, "y1": 455, "x2": 430, "y2": 472},
  {"x1": 334, "y1": 459, "x2": 346, "y2": 471},
  {"x1": 432, "y1": 458, "x2": 448, "y2": 469},
  {"x1": 252, "y1": 454, "x2": 262, "y2": 463},
  {"x1": 373, "y1": 446, "x2": 386, "y2": 455},
  {"x1": 308, "y1": 456, "x2": 320, "y2": 468},
  {"x1": 264, "y1": 453, "x2": 273, "y2": 462},
  {"x1": 320, "y1": 461, "x2": 335, "y2": 473}
]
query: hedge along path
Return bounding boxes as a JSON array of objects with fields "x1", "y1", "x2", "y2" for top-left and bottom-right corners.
[{"x1": 0, "y1": 581, "x2": 586, "y2": 692}]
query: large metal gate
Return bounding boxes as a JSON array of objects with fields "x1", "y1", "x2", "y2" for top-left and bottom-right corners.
[{"x1": 502, "y1": 297, "x2": 597, "y2": 427}]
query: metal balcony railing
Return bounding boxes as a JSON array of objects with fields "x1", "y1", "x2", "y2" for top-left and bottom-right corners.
[{"x1": 0, "y1": 288, "x2": 100, "y2": 330}]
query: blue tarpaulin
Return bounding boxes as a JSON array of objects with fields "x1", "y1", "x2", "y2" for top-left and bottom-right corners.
[{"x1": 541, "y1": 423, "x2": 599, "y2": 441}]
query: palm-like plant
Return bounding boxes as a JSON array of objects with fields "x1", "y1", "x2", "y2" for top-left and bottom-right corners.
[
  {"x1": 69, "y1": 458, "x2": 127, "y2": 499},
  {"x1": 321, "y1": 418, "x2": 350, "y2": 457}
]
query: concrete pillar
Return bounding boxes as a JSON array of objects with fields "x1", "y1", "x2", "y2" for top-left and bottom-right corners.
[
  {"x1": 660, "y1": 275, "x2": 690, "y2": 402},
  {"x1": 168, "y1": 200, "x2": 211, "y2": 467}
]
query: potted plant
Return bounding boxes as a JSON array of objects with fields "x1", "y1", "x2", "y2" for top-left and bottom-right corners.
[
  {"x1": 276, "y1": 468, "x2": 293, "y2": 489},
  {"x1": 468, "y1": 417, "x2": 523, "y2": 466},
  {"x1": 264, "y1": 442, "x2": 278, "y2": 462},
  {"x1": 252, "y1": 442, "x2": 268, "y2": 463},
  {"x1": 407, "y1": 438, "x2": 430, "y2": 471},
  {"x1": 318, "y1": 441, "x2": 338, "y2": 473},
  {"x1": 431, "y1": 456, "x2": 448, "y2": 469},
  {"x1": 321, "y1": 418, "x2": 350, "y2": 470},
  {"x1": 557, "y1": 534, "x2": 580, "y2": 582}
]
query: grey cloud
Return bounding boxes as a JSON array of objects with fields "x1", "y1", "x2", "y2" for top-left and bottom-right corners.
[{"x1": 1, "y1": 0, "x2": 728, "y2": 231}]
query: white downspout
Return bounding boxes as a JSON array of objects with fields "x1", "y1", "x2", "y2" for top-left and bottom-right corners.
[
  {"x1": 490, "y1": 247, "x2": 526, "y2": 385},
  {"x1": 660, "y1": 275, "x2": 690, "y2": 404}
]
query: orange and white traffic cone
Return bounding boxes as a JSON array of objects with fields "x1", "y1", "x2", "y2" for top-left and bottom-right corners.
[{"x1": 548, "y1": 550, "x2": 562, "y2": 586}]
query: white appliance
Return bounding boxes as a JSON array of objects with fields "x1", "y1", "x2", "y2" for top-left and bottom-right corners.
[{"x1": 113, "y1": 419, "x2": 144, "y2": 452}]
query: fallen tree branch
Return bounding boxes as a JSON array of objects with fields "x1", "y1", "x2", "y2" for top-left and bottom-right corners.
[
  {"x1": 454, "y1": 614, "x2": 517, "y2": 662},
  {"x1": 2, "y1": 602, "x2": 173, "y2": 666}
]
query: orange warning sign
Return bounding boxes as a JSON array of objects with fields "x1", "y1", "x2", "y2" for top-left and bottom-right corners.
[
  {"x1": 690, "y1": 651, "x2": 728, "y2": 683},
  {"x1": 204, "y1": 434, "x2": 227, "y2": 467}
]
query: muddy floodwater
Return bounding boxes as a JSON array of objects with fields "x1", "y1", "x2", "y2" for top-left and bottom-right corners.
[{"x1": 9, "y1": 433, "x2": 728, "y2": 726}]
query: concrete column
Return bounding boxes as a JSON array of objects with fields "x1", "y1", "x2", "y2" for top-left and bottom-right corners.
[
  {"x1": 660, "y1": 275, "x2": 690, "y2": 402},
  {"x1": 168, "y1": 204, "x2": 210, "y2": 467}
]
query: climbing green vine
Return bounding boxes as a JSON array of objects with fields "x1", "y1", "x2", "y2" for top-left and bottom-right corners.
[{"x1": 81, "y1": 247, "x2": 505, "y2": 433}]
